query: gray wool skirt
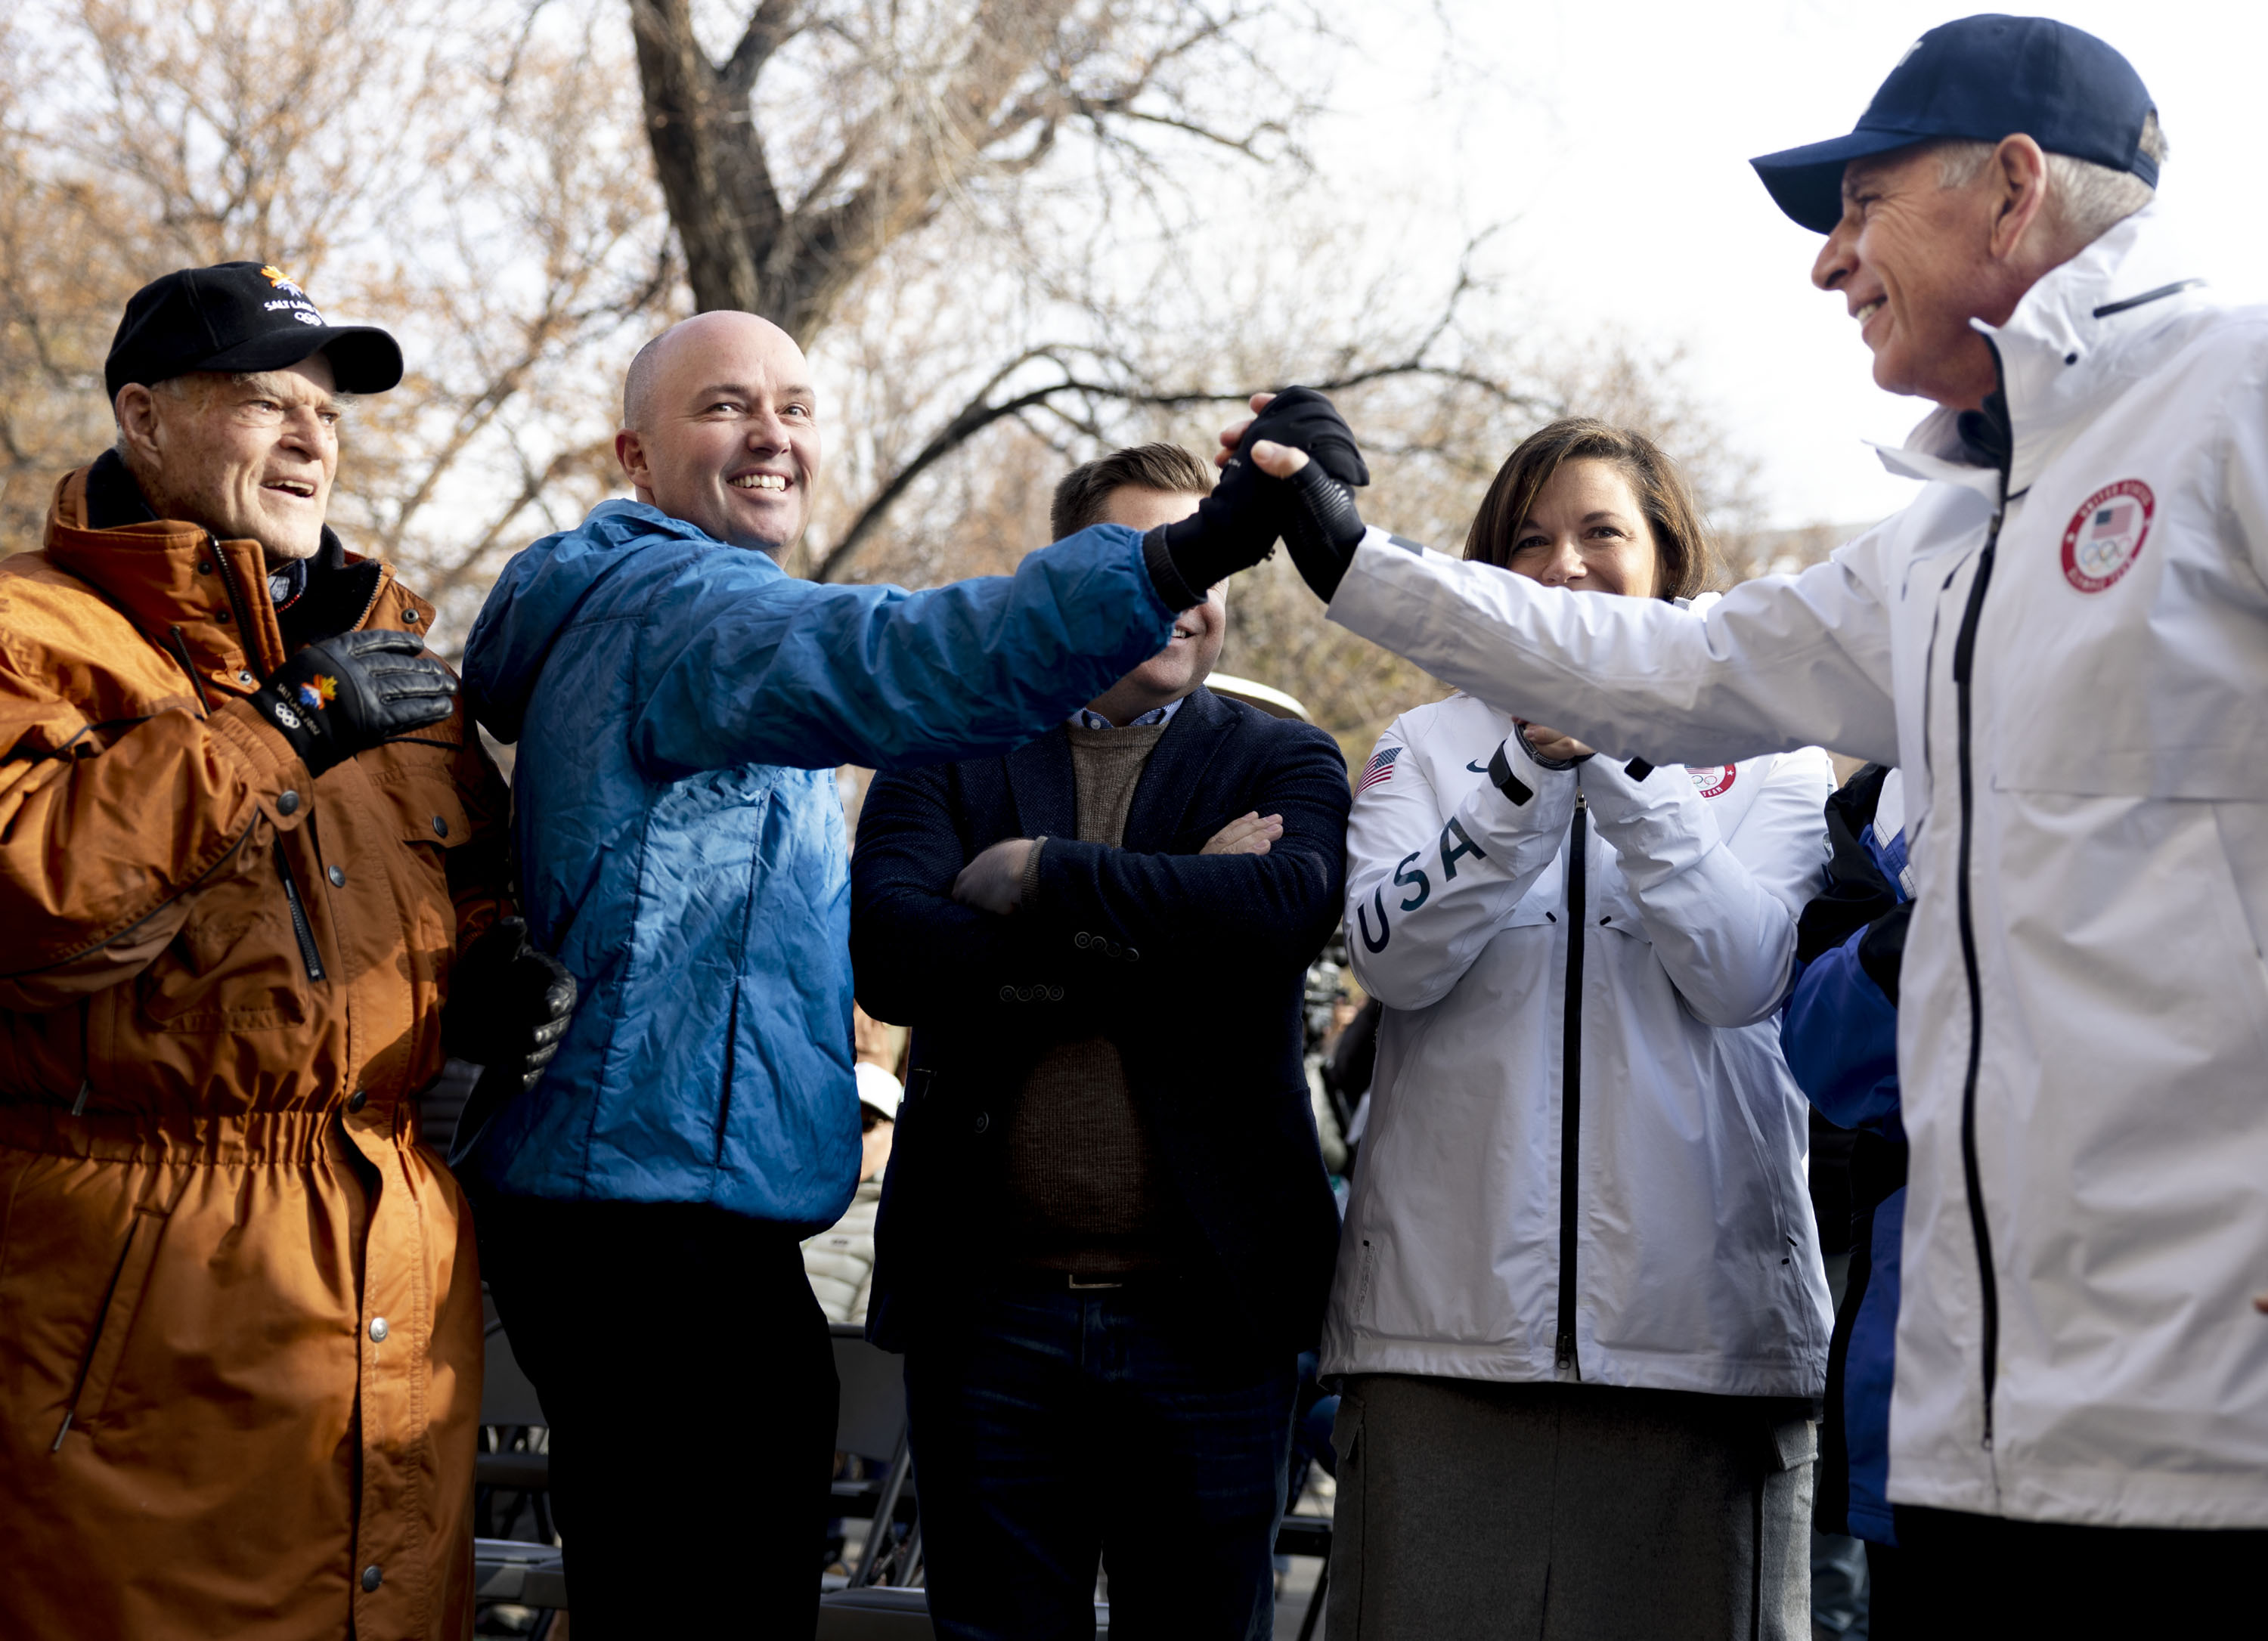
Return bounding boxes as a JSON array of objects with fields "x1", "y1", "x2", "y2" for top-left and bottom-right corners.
[{"x1": 1325, "y1": 1373, "x2": 1817, "y2": 1641}]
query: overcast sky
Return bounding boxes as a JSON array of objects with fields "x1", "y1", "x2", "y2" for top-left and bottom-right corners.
[{"x1": 1322, "y1": 1, "x2": 2266, "y2": 529}]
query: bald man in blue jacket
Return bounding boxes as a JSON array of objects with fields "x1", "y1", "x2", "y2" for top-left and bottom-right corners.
[{"x1": 460, "y1": 313, "x2": 1286, "y2": 1635}]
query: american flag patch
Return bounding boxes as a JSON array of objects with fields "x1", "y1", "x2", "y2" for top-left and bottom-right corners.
[{"x1": 1356, "y1": 745, "x2": 1402, "y2": 794}]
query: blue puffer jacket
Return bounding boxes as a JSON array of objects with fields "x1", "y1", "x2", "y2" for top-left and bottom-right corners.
[{"x1": 460, "y1": 500, "x2": 1177, "y2": 1226}]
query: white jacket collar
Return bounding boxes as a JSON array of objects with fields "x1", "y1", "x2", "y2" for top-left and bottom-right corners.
[{"x1": 1872, "y1": 208, "x2": 2209, "y2": 497}]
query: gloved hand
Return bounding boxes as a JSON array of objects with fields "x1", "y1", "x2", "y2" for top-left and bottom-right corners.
[
  {"x1": 442, "y1": 917, "x2": 577, "y2": 1092},
  {"x1": 1229, "y1": 388, "x2": 1372, "y2": 600},
  {"x1": 250, "y1": 628, "x2": 457, "y2": 776},
  {"x1": 1148, "y1": 428, "x2": 1292, "y2": 602}
]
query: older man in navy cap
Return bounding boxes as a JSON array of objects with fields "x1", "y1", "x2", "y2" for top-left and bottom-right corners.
[
  {"x1": 1224, "y1": 14, "x2": 2268, "y2": 1635},
  {"x1": 0, "y1": 262, "x2": 572, "y2": 1639}
]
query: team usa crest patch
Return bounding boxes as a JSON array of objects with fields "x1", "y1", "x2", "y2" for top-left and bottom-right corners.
[
  {"x1": 2061, "y1": 479, "x2": 2154, "y2": 594},
  {"x1": 1690, "y1": 763, "x2": 1737, "y2": 799},
  {"x1": 1356, "y1": 745, "x2": 1402, "y2": 794}
]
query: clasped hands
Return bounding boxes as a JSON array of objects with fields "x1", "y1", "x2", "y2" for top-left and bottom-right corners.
[{"x1": 950, "y1": 813, "x2": 1285, "y2": 917}]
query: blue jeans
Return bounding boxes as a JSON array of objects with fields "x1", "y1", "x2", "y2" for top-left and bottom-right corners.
[{"x1": 904, "y1": 1279, "x2": 1298, "y2": 1641}]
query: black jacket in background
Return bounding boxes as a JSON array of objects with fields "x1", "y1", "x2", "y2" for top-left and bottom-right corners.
[{"x1": 850, "y1": 686, "x2": 1350, "y2": 1355}]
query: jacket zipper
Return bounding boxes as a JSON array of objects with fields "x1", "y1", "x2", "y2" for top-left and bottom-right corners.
[
  {"x1": 208, "y1": 533, "x2": 267, "y2": 682},
  {"x1": 163, "y1": 625, "x2": 215, "y2": 717},
  {"x1": 1947, "y1": 359, "x2": 2012, "y2": 1454},
  {"x1": 275, "y1": 841, "x2": 327, "y2": 982},
  {"x1": 1555, "y1": 794, "x2": 1588, "y2": 1376},
  {"x1": 50, "y1": 1216, "x2": 146, "y2": 1451}
]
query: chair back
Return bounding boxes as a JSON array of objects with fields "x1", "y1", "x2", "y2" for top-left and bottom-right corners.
[
  {"x1": 482, "y1": 1318, "x2": 549, "y2": 1427},
  {"x1": 832, "y1": 1323, "x2": 905, "y2": 1463}
]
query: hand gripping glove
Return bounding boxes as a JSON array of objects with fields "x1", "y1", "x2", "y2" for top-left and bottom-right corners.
[
  {"x1": 442, "y1": 917, "x2": 578, "y2": 1093},
  {"x1": 1243, "y1": 387, "x2": 1372, "y2": 601},
  {"x1": 251, "y1": 628, "x2": 457, "y2": 776},
  {"x1": 1148, "y1": 385, "x2": 1376, "y2": 603}
]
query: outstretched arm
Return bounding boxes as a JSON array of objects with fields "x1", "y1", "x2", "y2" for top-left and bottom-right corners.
[
  {"x1": 634, "y1": 524, "x2": 1183, "y2": 778},
  {"x1": 1213, "y1": 391, "x2": 1901, "y2": 768}
]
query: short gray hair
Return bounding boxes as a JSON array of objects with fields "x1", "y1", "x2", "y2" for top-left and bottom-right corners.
[{"x1": 1935, "y1": 110, "x2": 2168, "y2": 244}]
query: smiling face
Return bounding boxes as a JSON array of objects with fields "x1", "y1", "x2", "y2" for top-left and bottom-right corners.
[
  {"x1": 1501, "y1": 458, "x2": 1661, "y2": 599},
  {"x1": 615, "y1": 311, "x2": 820, "y2": 554},
  {"x1": 1079, "y1": 484, "x2": 1225, "y2": 725},
  {"x1": 1810, "y1": 141, "x2": 2047, "y2": 410},
  {"x1": 115, "y1": 356, "x2": 341, "y2": 562}
]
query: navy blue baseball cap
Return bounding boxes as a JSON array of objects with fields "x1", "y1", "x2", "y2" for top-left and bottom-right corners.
[
  {"x1": 1751, "y1": 15, "x2": 2157, "y2": 234},
  {"x1": 105, "y1": 261, "x2": 403, "y2": 401}
]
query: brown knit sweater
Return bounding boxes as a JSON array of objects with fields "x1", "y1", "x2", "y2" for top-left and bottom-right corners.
[{"x1": 1002, "y1": 722, "x2": 1185, "y2": 1273}]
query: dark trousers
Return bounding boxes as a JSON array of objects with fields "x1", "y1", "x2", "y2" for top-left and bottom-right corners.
[
  {"x1": 903, "y1": 1280, "x2": 1298, "y2": 1641},
  {"x1": 477, "y1": 1194, "x2": 837, "y2": 1639},
  {"x1": 1895, "y1": 1505, "x2": 2268, "y2": 1636}
]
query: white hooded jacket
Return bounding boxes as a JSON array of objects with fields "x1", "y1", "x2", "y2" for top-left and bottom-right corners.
[
  {"x1": 1325, "y1": 689, "x2": 1835, "y2": 1398},
  {"x1": 1324, "y1": 210, "x2": 2268, "y2": 1529}
]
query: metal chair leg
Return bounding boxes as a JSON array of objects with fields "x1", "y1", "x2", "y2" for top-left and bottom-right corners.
[{"x1": 1294, "y1": 1557, "x2": 1329, "y2": 1641}]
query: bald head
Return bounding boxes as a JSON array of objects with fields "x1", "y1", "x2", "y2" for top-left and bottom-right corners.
[{"x1": 614, "y1": 311, "x2": 820, "y2": 554}]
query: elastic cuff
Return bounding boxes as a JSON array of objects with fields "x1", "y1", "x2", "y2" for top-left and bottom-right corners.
[
  {"x1": 1486, "y1": 732, "x2": 1566, "y2": 807},
  {"x1": 1021, "y1": 837, "x2": 1047, "y2": 912},
  {"x1": 1142, "y1": 525, "x2": 1206, "y2": 612}
]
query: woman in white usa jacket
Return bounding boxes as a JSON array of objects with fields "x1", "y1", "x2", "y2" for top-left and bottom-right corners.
[{"x1": 1321, "y1": 420, "x2": 1834, "y2": 1641}]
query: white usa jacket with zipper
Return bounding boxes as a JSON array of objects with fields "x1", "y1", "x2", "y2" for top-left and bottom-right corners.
[
  {"x1": 1325, "y1": 689, "x2": 1835, "y2": 1399},
  {"x1": 1323, "y1": 209, "x2": 2268, "y2": 1530}
]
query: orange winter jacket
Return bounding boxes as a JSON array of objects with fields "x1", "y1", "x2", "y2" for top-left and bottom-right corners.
[{"x1": 0, "y1": 466, "x2": 510, "y2": 1639}]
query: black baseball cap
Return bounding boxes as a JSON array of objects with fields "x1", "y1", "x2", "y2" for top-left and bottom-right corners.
[
  {"x1": 1750, "y1": 15, "x2": 2158, "y2": 234},
  {"x1": 104, "y1": 261, "x2": 404, "y2": 401}
]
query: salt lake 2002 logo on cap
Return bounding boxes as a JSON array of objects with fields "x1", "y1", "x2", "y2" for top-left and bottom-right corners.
[{"x1": 2061, "y1": 479, "x2": 2154, "y2": 593}]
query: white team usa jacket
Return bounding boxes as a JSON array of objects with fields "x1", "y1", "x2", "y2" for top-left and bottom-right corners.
[
  {"x1": 1325, "y1": 208, "x2": 2268, "y2": 1530},
  {"x1": 1323, "y1": 689, "x2": 1835, "y2": 1398}
]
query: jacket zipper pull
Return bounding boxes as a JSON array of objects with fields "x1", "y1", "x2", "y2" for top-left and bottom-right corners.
[{"x1": 70, "y1": 1080, "x2": 90, "y2": 1118}]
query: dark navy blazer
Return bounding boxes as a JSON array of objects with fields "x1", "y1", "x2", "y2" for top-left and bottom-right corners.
[{"x1": 850, "y1": 685, "x2": 1349, "y2": 1354}]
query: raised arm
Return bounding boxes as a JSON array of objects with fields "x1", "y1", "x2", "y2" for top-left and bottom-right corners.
[
  {"x1": 1326, "y1": 531, "x2": 1901, "y2": 769},
  {"x1": 633, "y1": 524, "x2": 1180, "y2": 779},
  {"x1": 1343, "y1": 722, "x2": 1576, "y2": 1012},
  {"x1": 1579, "y1": 748, "x2": 1833, "y2": 1027}
]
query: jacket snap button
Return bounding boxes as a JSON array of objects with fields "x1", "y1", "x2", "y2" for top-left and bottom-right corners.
[
  {"x1": 277, "y1": 790, "x2": 299, "y2": 815},
  {"x1": 215, "y1": 609, "x2": 231, "y2": 623},
  {"x1": 1123, "y1": 947, "x2": 1139, "y2": 963},
  {"x1": 973, "y1": 1111, "x2": 990, "y2": 1134},
  {"x1": 1047, "y1": 986, "x2": 1064, "y2": 1002},
  {"x1": 361, "y1": 1565, "x2": 383, "y2": 1593},
  {"x1": 347, "y1": 1089, "x2": 367, "y2": 1113},
  {"x1": 197, "y1": 562, "x2": 214, "y2": 575},
  {"x1": 368, "y1": 1316, "x2": 389, "y2": 1342},
  {"x1": 1074, "y1": 932, "x2": 1092, "y2": 949},
  {"x1": 402, "y1": 608, "x2": 420, "y2": 624},
  {"x1": 998, "y1": 985, "x2": 1015, "y2": 1002},
  {"x1": 327, "y1": 865, "x2": 346, "y2": 887},
  {"x1": 432, "y1": 815, "x2": 449, "y2": 838}
]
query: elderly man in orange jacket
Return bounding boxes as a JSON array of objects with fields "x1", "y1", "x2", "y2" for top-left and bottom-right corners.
[{"x1": 0, "y1": 262, "x2": 570, "y2": 1639}]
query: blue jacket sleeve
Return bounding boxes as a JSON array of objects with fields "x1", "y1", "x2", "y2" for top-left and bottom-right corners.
[
  {"x1": 631, "y1": 525, "x2": 1176, "y2": 778},
  {"x1": 1780, "y1": 925, "x2": 1902, "y2": 1133}
]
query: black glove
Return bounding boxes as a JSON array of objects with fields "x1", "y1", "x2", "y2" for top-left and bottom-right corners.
[
  {"x1": 1147, "y1": 386, "x2": 1374, "y2": 603},
  {"x1": 442, "y1": 917, "x2": 577, "y2": 1092},
  {"x1": 251, "y1": 628, "x2": 457, "y2": 776},
  {"x1": 1242, "y1": 387, "x2": 1371, "y2": 601}
]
